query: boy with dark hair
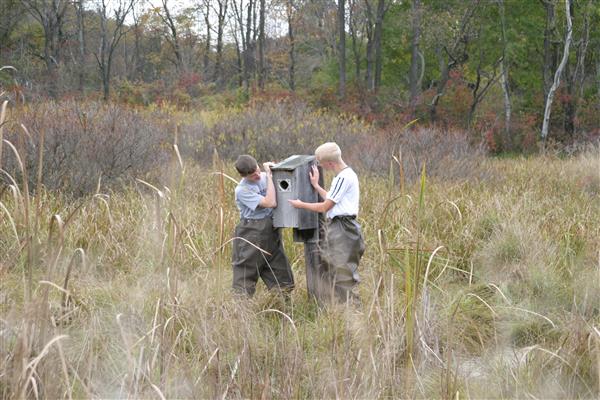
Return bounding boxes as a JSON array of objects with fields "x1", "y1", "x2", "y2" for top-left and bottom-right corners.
[
  {"x1": 289, "y1": 142, "x2": 365, "y2": 303},
  {"x1": 232, "y1": 155, "x2": 294, "y2": 295}
]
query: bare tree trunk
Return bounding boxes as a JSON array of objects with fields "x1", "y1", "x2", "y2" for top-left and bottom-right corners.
[
  {"x1": 349, "y1": 0, "x2": 361, "y2": 81},
  {"x1": 500, "y1": 62, "x2": 511, "y2": 138},
  {"x1": 56, "y1": 2, "x2": 65, "y2": 62},
  {"x1": 541, "y1": 0, "x2": 572, "y2": 142},
  {"x1": 252, "y1": 0, "x2": 257, "y2": 43},
  {"x1": 203, "y1": 0, "x2": 211, "y2": 78},
  {"x1": 563, "y1": 62, "x2": 576, "y2": 136},
  {"x1": 44, "y1": 28, "x2": 58, "y2": 97},
  {"x1": 251, "y1": 0, "x2": 258, "y2": 86},
  {"x1": 76, "y1": 0, "x2": 86, "y2": 93},
  {"x1": 258, "y1": 0, "x2": 265, "y2": 90},
  {"x1": 409, "y1": 0, "x2": 421, "y2": 107},
  {"x1": 243, "y1": 0, "x2": 254, "y2": 92},
  {"x1": 597, "y1": 54, "x2": 600, "y2": 104},
  {"x1": 99, "y1": 6, "x2": 109, "y2": 100},
  {"x1": 373, "y1": 0, "x2": 386, "y2": 91},
  {"x1": 542, "y1": 0, "x2": 558, "y2": 99},
  {"x1": 577, "y1": 4, "x2": 591, "y2": 98},
  {"x1": 96, "y1": 0, "x2": 135, "y2": 101},
  {"x1": 130, "y1": 6, "x2": 143, "y2": 81},
  {"x1": 563, "y1": 0, "x2": 591, "y2": 138},
  {"x1": 233, "y1": 24, "x2": 243, "y2": 87},
  {"x1": 51, "y1": 0, "x2": 67, "y2": 95},
  {"x1": 287, "y1": 0, "x2": 295, "y2": 91},
  {"x1": 160, "y1": 0, "x2": 184, "y2": 71},
  {"x1": 498, "y1": 0, "x2": 511, "y2": 143},
  {"x1": 213, "y1": 0, "x2": 228, "y2": 85},
  {"x1": 338, "y1": 0, "x2": 346, "y2": 98},
  {"x1": 365, "y1": 0, "x2": 374, "y2": 90},
  {"x1": 365, "y1": 34, "x2": 374, "y2": 90},
  {"x1": 231, "y1": 0, "x2": 246, "y2": 87}
]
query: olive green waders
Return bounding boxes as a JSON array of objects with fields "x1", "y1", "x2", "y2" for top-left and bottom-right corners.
[
  {"x1": 320, "y1": 216, "x2": 365, "y2": 303},
  {"x1": 232, "y1": 217, "x2": 294, "y2": 295}
]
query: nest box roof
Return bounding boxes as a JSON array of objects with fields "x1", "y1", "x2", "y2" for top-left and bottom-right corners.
[{"x1": 271, "y1": 155, "x2": 315, "y2": 171}]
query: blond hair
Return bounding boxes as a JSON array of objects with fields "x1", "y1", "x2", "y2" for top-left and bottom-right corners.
[{"x1": 315, "y1": 142, "x2": 342, "y2": 163}]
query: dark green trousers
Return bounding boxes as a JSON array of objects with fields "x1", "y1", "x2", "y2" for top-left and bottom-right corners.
[
  {"x1": 320, "y1": 216, "x2": 365, "y2": 303},
  {"x1": 232, "y1": 217, "x2": 294, "y2": 295}
]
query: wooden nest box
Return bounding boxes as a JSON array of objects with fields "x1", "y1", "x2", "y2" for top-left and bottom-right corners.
[{"x1": 271, "y1": 154, "x2": 319, "y2": 232}]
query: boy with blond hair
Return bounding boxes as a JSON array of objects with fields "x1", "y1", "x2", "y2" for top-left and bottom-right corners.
[{"x1": 289, "y1": 143, "x2": 365, "y2": 303}]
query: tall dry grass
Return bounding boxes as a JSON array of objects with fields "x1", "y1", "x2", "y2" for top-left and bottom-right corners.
[{"x1": 1, "y1": 101, "x2": 599, "y2": 398}]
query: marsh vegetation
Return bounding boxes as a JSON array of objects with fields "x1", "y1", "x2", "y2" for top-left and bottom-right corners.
[{"x1": 1, "y1": 100, "x2": 598, "y2": 399}]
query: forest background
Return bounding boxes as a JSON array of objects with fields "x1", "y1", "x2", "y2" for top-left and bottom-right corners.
[{"x1": 0, "y1": 0, "x2": 599, "y2": 152}]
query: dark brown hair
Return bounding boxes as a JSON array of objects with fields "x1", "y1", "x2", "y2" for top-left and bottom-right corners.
[{"x1": 235, "y1": 155, "x2": 258, "y2": 176}]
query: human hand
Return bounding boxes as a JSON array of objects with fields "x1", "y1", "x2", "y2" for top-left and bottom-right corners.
[
  {"x1": 288, "y1": 199, "x2": 303, "y2": 208},
  {"x1": 263, "y1": 162, "x2": 275, "y2": 176},
  {"x1": 309, "y1": 165, "x2": 320, "y2": 188}
]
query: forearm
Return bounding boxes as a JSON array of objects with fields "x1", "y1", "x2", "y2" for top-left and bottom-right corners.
[
  {"x1": 295, "y1": 200, "x2": 328, "y2": 213},
  {"x1": 314, "y1": 185, "x2": 327, "y2": 200},
  {"x1": 264, "y1": 174, "x2": 276, "y2": 207}
]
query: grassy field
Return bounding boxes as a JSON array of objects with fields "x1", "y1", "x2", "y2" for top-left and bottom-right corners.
[{"x1": 1, "y1": 105, "x2": 599, "y2": 398}]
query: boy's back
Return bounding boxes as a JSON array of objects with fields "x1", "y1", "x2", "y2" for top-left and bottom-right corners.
[{"x1": 326, "y1": 167, "x2": 359, "y2": 220}]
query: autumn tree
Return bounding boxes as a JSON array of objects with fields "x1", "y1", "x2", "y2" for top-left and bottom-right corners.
[
  {"x1": 95, "y1": 0, "x2": 136, "y2": 100},
  {"x1": 21, "y1": 0, "x2": 69, "y2": 97},
  {"x1": 428, "y1": 0, "x2": 481, "y2": 122}
]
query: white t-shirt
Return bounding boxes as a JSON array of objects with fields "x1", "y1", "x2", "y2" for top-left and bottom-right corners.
[{"x1": 326, "y1": 167, "x2": 359, "y2": 219}]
